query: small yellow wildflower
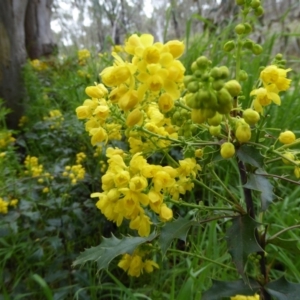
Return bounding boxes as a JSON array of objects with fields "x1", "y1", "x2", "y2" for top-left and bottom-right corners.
[
  {"x1": 231, "y1": 294, "x2": 260, "y2": 300},
  {"x1": 9, "y1": 199, "x2": 19, "y2": 207},
  {"x1": 260, "y1": 65, "x2": 291, "y2": 92},
  {"x1": 0, "y1": 198, "x2": 9, "y2": 214}
]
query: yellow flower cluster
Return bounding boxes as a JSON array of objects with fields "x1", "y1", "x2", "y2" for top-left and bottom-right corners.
[
  {"x1": 91, "y1": 147, "x2": 200, "y2": 237},
  {"x1": 18, "y1": 116, "x2": 28, "y2": 127},
  {"x1": 78, "y1": 49, "x2": 91, "y2": 65},
  {"x1": 43, "y1": 109, "x2": 64, "y2": 129},
  {"x1": 250, "y1": 65, "x2": 291, "y2": 113},
  {"x1": 24, "y1": 156, "x2": 44, "y2": 177},
  {"x1": 0, "y1": 131, "x2": 15, "y2": 149},
  {"x1": 30, "y1": 59, "x2": 48, "y2": 71},
  {"x1": 76, "y1": 152, "x2": 86, "y2": 164},
  {"x1": 231, "y1": 294, "x2": 260, "y2": 300},
  {"x1": 76, "y1": 34, "x2": 185, "y2": 153},
  {"x1": 0, "y1": 197, "x2": 18, "y2": 214},
  {"x1": 118, "y1": 250, "x2": 159, "y2": 277},
  {"x1": 63, "y1": 164, "x2": 85, "y2": 185}
]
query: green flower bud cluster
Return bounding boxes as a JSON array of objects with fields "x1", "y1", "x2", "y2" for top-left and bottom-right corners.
[
  {"x1": 171, "y1": 107, "x2": 191, "y2": 127},
  {"x1": 184, "y1": 56, "x2": 241, "y2": 124},
  {"x1": 235, "y1": 0, "x2": 264, "y2": 16},
  {"x1": 272, "y1": 53, "x2": 287, "y2": 69},
  {"x1": 178, "y1": 120, "x2": 198, "y2": 139}
]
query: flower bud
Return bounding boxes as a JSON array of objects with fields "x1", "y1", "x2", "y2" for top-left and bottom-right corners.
[
  {"x1": 195, "y1": 148, "x2": 203, "y2": 158},
  {"x1": 183, "y1": 75, "x2": 194, "y2": 87},
  {"x1": 235, "y1": 24, "x2": 245, "y2": 35},
  {"x1": 209, "y1": 125, "x2": 221, "y2": 136},
  {"x1": 126, "y1": 108, "x2": 143, "y2": 127},
  {"x1": 210, "y1": 67, "x2": 222, "y2": 79},
  {"x1": 236, "y1": 0, "x2": 245, "y2": 5},
  {"x1": 196, "y1": 56, "x2": 209, "y2": 69},
  {"x1": 208, "y1": 112, "x2": 223, "y2": 126},
  {"x1": 235, "y1": 124, "x2": 251, "y2": 143},
  {"x1": 224, "y1": 80, "x2": 242, "y2": 97},
  {"x1": 294, "y1": 162, "x2": 300, "y2": 178},
  {"x1": 255, "y1": 6, "x2": 264, "y2": 16},
  {"x1": 250, "y1": 0, "x2": 261, "y2": 9},
  {"x1": 165, "y1": 40, "x2": 185, "y2": 58},
  {"x1": 221, "y1": 142, "x2": 235, "y2": 159},
  {"x1": 238, "y1": 70, "x2": 249, "y2": 81},
  {"x1": 212, "y1": 79, "x2": 225, "y2": 91},
  {"x1": 244, "y1": 23, "x2": 252, "y2": 34},
  {"x1": 279, "y1": 131, "x2": 296, "y2": 144},
  {"x1": 243, "y1": 108, "x2": 260, "y2": 125},
  {"x1": 187, "y1": 81, "x2": 199, "y2": 93},
  {"x1": 252, "y1": 44, "x2": 263, "y2": 55},
  {"x1": 191, "y1": 109, "x2": 206, "y2": 124},
  {"x1": 282, "y1": 152, "x2": 295, "y2": 165},
  {"x1": 223, "y1": 41, "x2": 235, "y2": 52},
  {"x1": 219, "y1": 66, "x2": 230, "y2": 79}
]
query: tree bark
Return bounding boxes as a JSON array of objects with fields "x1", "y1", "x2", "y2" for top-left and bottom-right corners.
[
  {"x1": 25, "y1": 0, "x2": 55, "y2": 59},
  {"x1": 0, "y1": 0, "x2": 29, "y2": 129},
  {"x1": 0, "y1": 0, "x2": 55, "y2": 129}
]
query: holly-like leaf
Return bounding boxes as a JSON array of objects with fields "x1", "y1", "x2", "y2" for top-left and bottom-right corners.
[
  {"x1": 237, "y1": 145, "x2": 264, "y2": 168},
  {"x1": 158, "y1": 217, "x2": 198, "y2": 255},
  {"x1": 244, "y1": 169, "x2": 275, "y2": 211},
  {"x1": 226, "y1": 215, "x2": 263, "y2": 278},
  {"x1": 268, "y1": 237, "x2": 300, "y2": 256},
  {"x1": 265, "y1": 277, "x2": 300, "y2": 300},
  {"x1": 202, "y1": 279, "x2": 260, "y2": 300},
  {"x1": 73, "y1": 232, "x2": 157, "y2": 270}
]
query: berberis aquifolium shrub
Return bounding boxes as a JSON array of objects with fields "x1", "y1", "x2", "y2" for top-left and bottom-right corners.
[{"x1": 74, "y1": 1, "x2": 300, "y2": 299}]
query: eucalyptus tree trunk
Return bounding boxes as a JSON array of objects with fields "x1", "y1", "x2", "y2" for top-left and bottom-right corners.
[{"x1": 0, "y1": 0, "x2": 54, "y2": 129}]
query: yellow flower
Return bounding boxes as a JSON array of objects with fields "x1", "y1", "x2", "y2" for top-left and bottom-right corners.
[
  {"x1": 158, "y1": 93, "x2": 174, "y2": 113},
  {"x1": 76, "y1": 105, "x2": 92, "y2": 119},
  {"x1": 90, "y1": 127, "x2": 108, "y2": 145},
  {"x1": 279, "y1": 130, "x2": 296, "y2": 144},
  {"x1": 260, "y1": 65, "x2": 291, "y2": 92},
  {"x1": 164, "y1": 40, "x2": 185, "y2": 58},
  {"x1": 42, "y1": 187, "x2": 49, "y2": 193},
  {"x1": 231, "y1": 294, "x2": 260, "y2": 300},
  {"x1": 77, "y1": 49, "x2": 90, "y2": 61},
  {"x1": 85, "y1": 84, "x2": 108, "y2": 99},
  {"x1": 129, "y1": 176, "x2": 148, "y2": 192},
  {"x1": 143, "y1": 259, "x2": 159, "y2": 273},
  {"x1": 9, "y1": 199, "x2": 18, "y2": 207},
  {"x1": 159, "y1": 203, "x2": 173, "y2": 221},
  {"x1": 129, "y1": 213, "x2": 152, "y2": 237},
  {"x1": 0, "y1": 198, "x2": 9, "y2": 214},
  {"x1": 250, "y1": 87, "x2": 280, "y2": 113}
]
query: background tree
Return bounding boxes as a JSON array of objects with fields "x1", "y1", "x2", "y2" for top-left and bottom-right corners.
[{"x1": 0, "y1": 0, "x2": 55, "y2": 129}]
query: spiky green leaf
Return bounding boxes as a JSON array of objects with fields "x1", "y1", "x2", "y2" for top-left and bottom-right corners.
[
  {"x1": 266, "y1": 277, "x2": 300, "y2": 300},
  {"x1": 158, "y1": 217, "x2": 198, "y2": 255},
  {"x1": 244, "y1": 169, "x2": 275, "y2": 211},
  {"x1": 237, "y1": 145, "x2": 264, "y2": 168},
  {"x1": 226, "y1": 214, "x2": 263, "y2": 278},
  {"x1": 73, "y1": 232, "x2": 157, "y2": 270},
  {"x1": 202, "y1": 279, "x2": 260, "y2": 300}
]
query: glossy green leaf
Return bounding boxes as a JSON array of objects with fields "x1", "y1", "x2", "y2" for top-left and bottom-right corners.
[
  {"x1": 73, "y1": 232, "x2": 157, "y2": 270},
  {"x1": 226, "y1": 214, "x2": 263, "y2": 278},
  {"x1": 244, "y1": 169, "x2": 275, "y2": 211},
  {"x1": 237, "y1": 145, "x2": 264, "y2": 168},
  {"x1": 158, "y1": 217, "x2": 198, "y2": 255},
  {"x1": 202, "y1": 279, "x2": 260, "y2": 300},
  {"x1": 266, "y1": 277, "x2": 300, "y2": 300}
]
